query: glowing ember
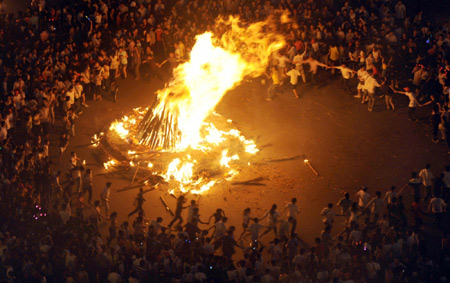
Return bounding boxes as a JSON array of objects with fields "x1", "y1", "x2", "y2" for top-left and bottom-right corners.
[
  {"x1": 103, "y1": 159, "x2": 117, "y2": 170},
  {"x1": 109, "y1": 121, "x2": 129, "y2": 139},
  {"x1": 220, "y1": 150, "x2": 239, "y2": 168},
  {"x1": 91, "y1": 132, "x2": 104, "y2": 147}
]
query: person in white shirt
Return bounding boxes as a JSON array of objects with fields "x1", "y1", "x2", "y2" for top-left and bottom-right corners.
[
  {"x1": 305, "y1": 57, "x2": 328, "y2": 86},
  {"x1": 208, "y1": 217, "x2": 227, "y2": 241},
  {"x1": 286, "y1": 64, "x2": 301, "y2": 99},
  {"x1": 355, "y1": 66, "x2": 369, "y2": 100},
  {"x1": 284, "y1": 198, "x2": 300, "y2": 235},
  {"x1": 292, "y1": 47, "x2": 307, "y2": 83},
  {"x1": 355, "y1": 186, "x2": 371, "y2": 209},
  {"x1": 384, "y1": 186, "x2": 397, "y2": 204},
  {"x1": 249, "y1": 218, "x2": 266, "y2": 245},
  {"x1": 110, "y1": 53, "x2": 120, "y2": 80},
  {"x1": 186, "y1": 200, "x2": 197, "y2": 224},
  {"x1": 260, "y1": 204, "x2": 280, "y2": 237},
  {"x1": 409, "y1": 171, "x2": 422, "y2": 200},
  {"x1": 393, "y1": 86, "x2": 421, "y2": 121},
  {"x1": 365, "y1": 75, "x2": 381, "y2": 111},
  {"x1": 371, "y1": 191, "x2": 385, "y2": 222},
  {"x1": 331, "y1": 63, "x2": 355, "y2": 92},
  {"x1": 428, "y1": 195, "x2": 446, "y2": 227},
  {"x1": 419, "y1": 164, "x2": 434, "y2": 200},
  {"x1": 239, "y1": 208, "x2": 252, "y2": 240},
  {"x1": 101, "y1": 182, "x2": 112, "y2": 217},
  {"x1": 320, "y1": 203, "x2": 337, "y2": 230}
]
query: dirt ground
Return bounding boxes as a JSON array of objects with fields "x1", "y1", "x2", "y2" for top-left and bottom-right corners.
[{"x1": 52, "y1": 71, "x2": 449, "y2": 254}]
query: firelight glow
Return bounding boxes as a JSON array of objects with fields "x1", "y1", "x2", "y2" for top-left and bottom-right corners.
[{"x1": 105, "y1": 14, "x2": 287, "y2": 194}]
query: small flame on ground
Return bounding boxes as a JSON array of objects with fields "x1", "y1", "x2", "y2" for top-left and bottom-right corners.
[{"x1": 104, "y1": 159, "x2": 117, "y2": 170}]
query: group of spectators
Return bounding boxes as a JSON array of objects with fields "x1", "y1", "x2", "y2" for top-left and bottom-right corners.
[
  {"x1": 1, "y1": 0, "x2": 450, "y2": 281},
  {"x1": 261, "y1": 0, "x2": 450, "y2": 150}
]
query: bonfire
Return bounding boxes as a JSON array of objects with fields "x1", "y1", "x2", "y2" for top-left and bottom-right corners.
[{"x1": 102, "y1": 14, "x2": 288, "y2": 195}]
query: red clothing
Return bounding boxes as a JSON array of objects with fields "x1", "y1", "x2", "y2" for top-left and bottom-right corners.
[{"x1": 155, "y1": 29, "x2": 163, "y2": 42}]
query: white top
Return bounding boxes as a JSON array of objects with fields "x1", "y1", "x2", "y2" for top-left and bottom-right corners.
[
  {"x1": 404, "y1": 92, "x2": 417, "y2": 107},
  {"x1": 101, "y1": 186, "x2": 111, "y2": 201},
  {"x1": 384, "y1": 191, "x2": 397, "y2": 204},
  {"x1": 287, "y1": 69, "x2": 301, "y2": 85},
  {"x1": 286, "y1": 203, "x2": 299, "y2": 218},
  {"x1": 320, "y1": 207, "x2": 336, "y2": 224},
  {"x1": 365, "y1": 76, "x2": 380, "y2": 94},
  {"x1": 293, "y1": 52, "x2": 306, "y2": 69},
  {"x1": 214, "y1": 221, "x2": 227, "y2": 239},
  {"x1": 276, "y1": 55, "x2": 289, "y2": 68},
  {"x1": 355, "y1": 190, "x2": 371, "y2": 207},
  {"x1": 419, "y1": 168, "x2": 434, "y2": 187},
  {"x1": 339, "y1": 67, "x2": 353, "y2": 79}
]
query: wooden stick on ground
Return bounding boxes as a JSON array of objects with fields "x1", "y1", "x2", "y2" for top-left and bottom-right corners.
[
  {"x1": 131, "y1": 163, "x2": 141, "y2": 184},
  {"x1": 304, "y1": 159, "x2": 319, "y2": 176},
  {"x1": 160, "y1": 196, "x2": 174, "y2": 216}
]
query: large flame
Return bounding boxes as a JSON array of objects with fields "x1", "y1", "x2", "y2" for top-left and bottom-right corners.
[
  {"x1": 137, "y1": 14, "x2": 286, "y2": 150},
  {"x1": 106, "y1": 14, "x2": 287, "y2": 194}
]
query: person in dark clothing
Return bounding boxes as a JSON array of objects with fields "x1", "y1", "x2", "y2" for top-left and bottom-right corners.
[
  {"x1": 128, "y1": 188, "x2": 145, "y2": 218},
  {"x1": 431, "y1": 106, "x2": 441, "y2": 143},
  {"x1": 222, "y1": 228, "x2": 241, "y2": 260},
  {"x1": 444, "y1": 116, "x2": 450, "y2": 153},
  {"x1": 168, "y1": 195, "x2": 186, "y2": 228}
]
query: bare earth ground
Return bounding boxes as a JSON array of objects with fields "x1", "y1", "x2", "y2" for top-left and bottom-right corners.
[{"x1": 49, "y1": 72, "x2": 449, "y2": 256}]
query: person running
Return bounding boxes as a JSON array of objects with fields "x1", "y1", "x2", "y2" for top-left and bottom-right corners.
[
  {"x1": 249, "y1": 218, "x2": 266, "y2": 250},
  {"x1": 337, "y1": 192, "x2": 353, "y2": 215},
  {"x1": 305, "y1": 56, "x2": 328, "y2": 87},
  {"x1": 292, "y1": 47, "x2": 308, "y2": 84},
  {"x1": 265, "y1": 66, "x2": 281, "y2": 101},
  {"x1": 207, "y1": 208, "x2": 224, "y2": 224},
  {"x1": 283, "y1": 198, "x2": 300, "y2": 236},
  {"x1": 381, "y1": 77, "x2": 395, "y2": 111},
  {"x1": 392, "y1": 86, "x2": 421, "y2": 121},
  {"x1": 320, "y1": 203, "x2": 337, "y2": 230},
  {"x1": 100, "y1": 182, "x2": 112, "y2": 217},
  {"x1": 239, "y1": 208, "x2": 252, "y2": 240},
  {"x1": 330, "y1": 63, "x2": 355, "y2": 93},
  {"x1": 365, "y1": 75, "x2": 381, "y2": 111},
  {"x1": 260, "y1": 204, "x2": 280, "y2": 237},
  {"x1": 355, "y1": 66, "x2": 369, "y2": 100},
  {"x1": 286, "y1": 64, "x2": 301, "y2": 99},
  {"x1": 168, "y1": 195, "x2": 187, "y2": 228},
  {"x1": 128, "y1": 188, "x2": 146, "y2": 218}
]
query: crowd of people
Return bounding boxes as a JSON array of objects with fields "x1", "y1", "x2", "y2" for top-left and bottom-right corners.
[{"x1": 1, "y1": 0, "x2": 450, "y2": 281}]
